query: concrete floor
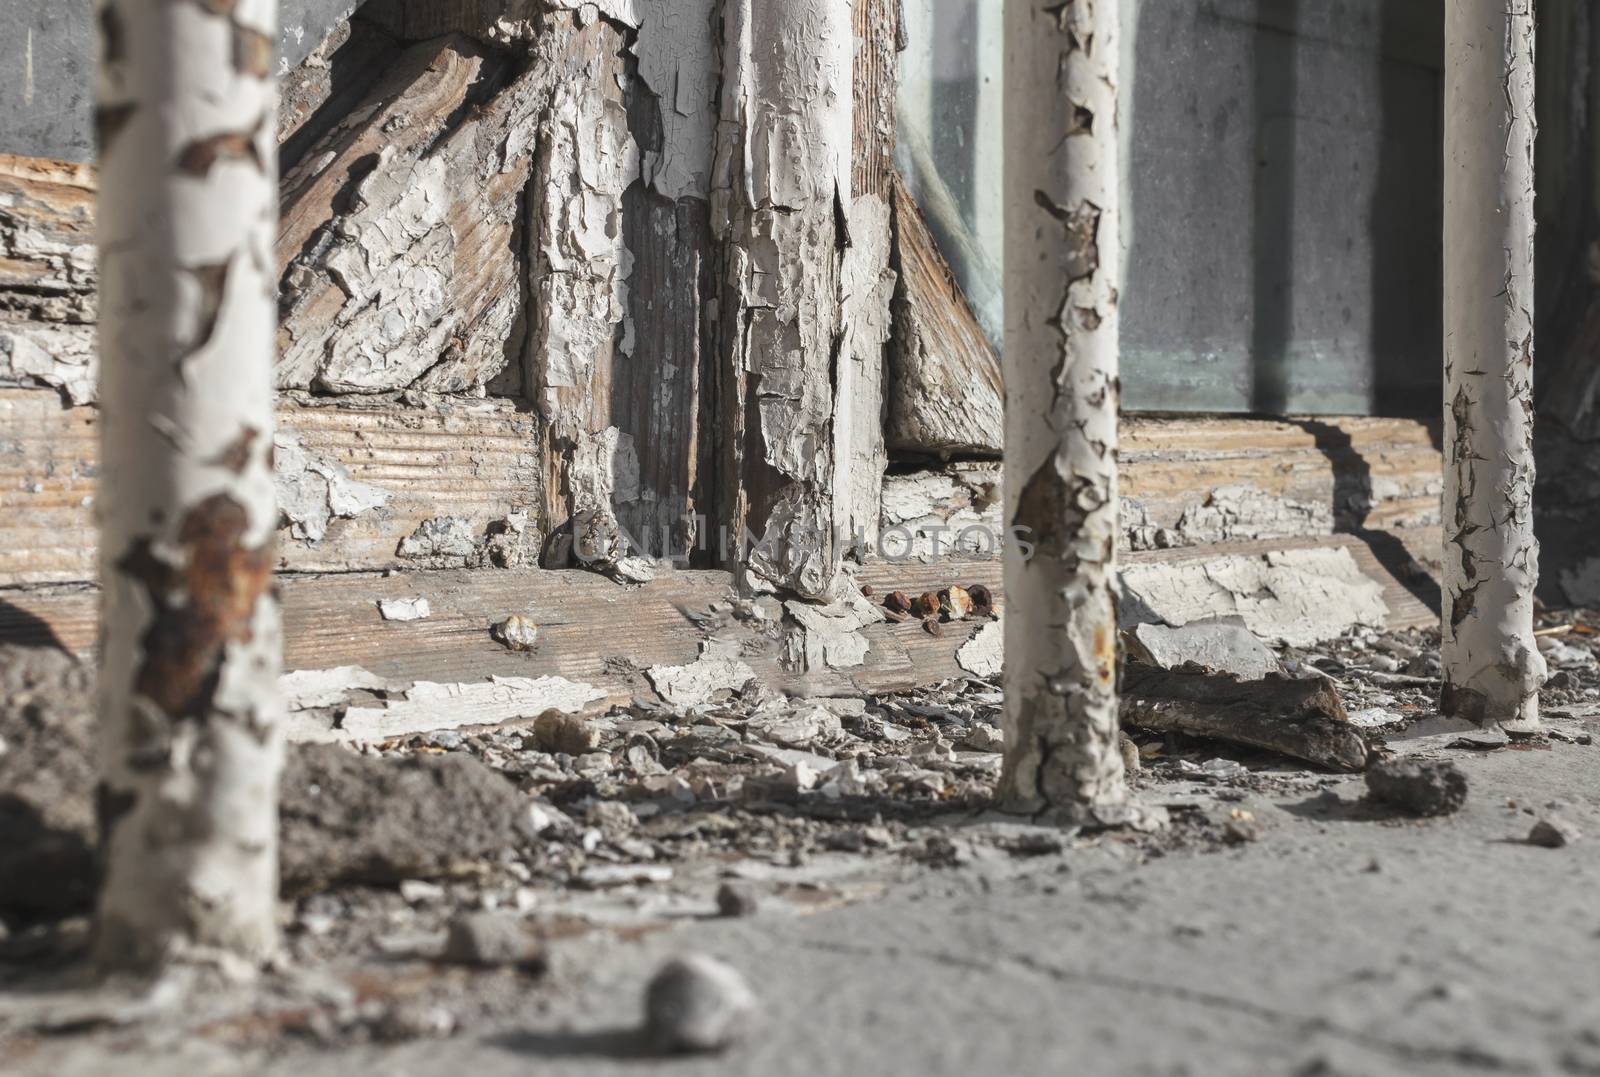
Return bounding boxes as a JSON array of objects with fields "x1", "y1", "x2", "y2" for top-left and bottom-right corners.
[{"x1": 10, "y1": 738, "x2": 1600, "y2": 1077}]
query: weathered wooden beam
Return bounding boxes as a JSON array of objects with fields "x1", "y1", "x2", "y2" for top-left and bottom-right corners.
[
  {"x1": 887, "y1": 174, "x2": 1005, "y2": 458},
  {"x1": 0, "y1": 535, "x2": 1440, "y2": 715},
  {"x1": 0, "y1": 388, "x2": 542, "y2": 585},
  {"x1": 881, "y1": 415, "x2": 1444, "y2": 561},
  {"x1": 0, "y1": 155, "x2": 97, "y2": 405},
  {"x1": 530, "y1": 0, "x2": 721, "y2": 566},
  {"x1": 710, "y1": 0, "x2": 893, "y2": 598},
  {"x1": 277, "y1": 31, "x2": 565, "y2": 396},
  {"x1": 0, "y1": 384, "x2": 1447, "y2": 591},
  {"x1": 1120, "y1": 664, "x2": 1369, "y2": 772}
]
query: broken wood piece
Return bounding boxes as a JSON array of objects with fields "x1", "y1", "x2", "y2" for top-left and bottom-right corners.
[
  {"x1": 1120, "y1": 663, "x2": 1369, "y2": 772},
  {"x1": 886, "y1": 173, "x2": 1004, "y2": 457}
]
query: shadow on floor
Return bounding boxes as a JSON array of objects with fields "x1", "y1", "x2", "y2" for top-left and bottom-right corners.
[{"x1": 487, "y1": 1026, "x2": 652, "y2": 1061}]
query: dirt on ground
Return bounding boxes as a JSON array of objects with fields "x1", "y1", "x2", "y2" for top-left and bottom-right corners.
[{"x1": 1, "y1": 612, "x2": 1598, "y2": 1075}]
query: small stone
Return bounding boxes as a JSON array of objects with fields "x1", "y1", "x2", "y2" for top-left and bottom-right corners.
[
  {"x1": 1528, "y1": 816, "x2": 1582, "y2": 848},
  {"x1": 959, "y1": 722, "x2": 1004, "y2": 752},
  {"x1": 715, "y1": 881, "x2": 760, "y2": 917},
  {"x1": 1222, "y1": 809, "x2": 1262, "y2": 844},
  {"x1": 1118, "y1": 730, "x2": 1140, "y2": 777},
  {"x1": 373, "y1": 1000, "x2": 456, "y2": 1041},
  {"x1": 399, "y1": 879, "x2": 445, "y2": 904},
  {"x1": 586, "y1": 799, "x2": 638, "y2": 837},
  {"x1": 493, "y1": 614, "x2": 539, "y2": 652},
  {"x1": 442, "y1": 911, "x2": 543, "y2": 969},
  {"x1": 1364, "y1": 758, "x2": 1468, "y2": 817},
  {"x1": 533, "y1": 709, "x2": 602, "y2": 755},
  {"x1": 644, "y1": 954, "x2": 756, "y2": 1054}
]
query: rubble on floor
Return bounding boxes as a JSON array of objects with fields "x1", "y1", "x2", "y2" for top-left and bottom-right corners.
[{"x1": 2, "y1": 609, "x2": 1599, "y2": 1052}]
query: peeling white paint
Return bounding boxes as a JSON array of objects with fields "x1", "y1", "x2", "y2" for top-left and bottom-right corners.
[
  {"x1": 782, "y1": 588, "x2": 884, "y2": 672},
  {"x1": 273, "y1": 430, "x2": 390, "y2": 544},
  {"x1": 1119, "y1": 547, "x2": 1389, "y2": 648},
  {"x1": 280, "y1": 665, "x2": 395, "y2": 711},
  {"x1": 956, "y1": 616, "x2": 1003, "y2": 679},
  {"x1": 713, "y1": 0, "x2": 855, "y2": 599},
  {"x1": 339, "y1": 675, "x2": 607, "y2": 741},
  {"x1": 377, "y1": 597, "x2": 431, "y2": 622},
  {"x1": 646, "y1": 653, "x2": 756, "y2": 707},
  {"x1": 1441, "y1": 0, "x2": 1545, "y2": 728},
  {"x1": 396, "y1": 515, "x2": 478, "y2": 564}
]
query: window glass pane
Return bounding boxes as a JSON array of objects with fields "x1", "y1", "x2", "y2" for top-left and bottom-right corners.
[{"x1": 896, "y1": 0, "x2": 1445, "y2": 417}]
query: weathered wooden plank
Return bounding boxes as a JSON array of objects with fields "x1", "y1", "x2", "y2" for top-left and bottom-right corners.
[
  {"x1": 529, "y1": 14, "x2": 633, "y2": 550},
  {"x1": 614, "y1": 191, "x2": 712, "y2": 561},
  {"x1": 886, "y1": 174, "x2": 1005, "y2": 458},
  {"x1": 852, "y1": 0, "x2": 900, "y2": 201},
  {"x1": 0, "y1": 155, "x2": 97, "y2": 405},
  {"x1": 0, "y1": 388, "x2": 542, "y2": 585},
  {"x1": 1, "y1": 384, "x2": 1443, "y2": 591},
  {"x1": 882, "y1": 415, "x2": 1442, "y2": 558},
  {"x1": 276, "y1": 17, "x2": 405, "y2": 172},
  {"x1": 0, "y1": 530, "x2": 1438, "y2": 720},
  {"x1": 277, "y1": 33, "x2": 545, "y2": 395}
]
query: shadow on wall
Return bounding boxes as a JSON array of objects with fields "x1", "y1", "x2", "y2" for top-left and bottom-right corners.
[
  {"x1": 0, "y1": 599, "x2": 69, "y2": 653},
  {"x1": 1286, "y1": 417, "x2": 1443, "y2": 618}
]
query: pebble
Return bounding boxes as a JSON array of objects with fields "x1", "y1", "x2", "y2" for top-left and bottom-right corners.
[
  {"x1": 399, "y1": 879, "x2": 446, "y2": 904},
  {"x1": 493, "y1": 614, "x2": 539, "y2": 652},
  {"x1": 959, "y1": 722, "x2": 1005, "y2": 752},
  {"x1": 644, "y1": 954, "x2": 756, "y2": 1053},
  {"x1": 533, "y1": 710, "x2": 602, "y2": 755},
  {"x1": 1364, "y1": 758, "x2": 1468, "y2": 817},
  {"x1": 1528, "y1": 816, "x2": 1582, "y2": 848},
  {"x1": 442, "y1": 910, "x2": 543, "y2": 969},
  {"x1": 715, "y1": 880, "x2": 761, "y2": 917}
]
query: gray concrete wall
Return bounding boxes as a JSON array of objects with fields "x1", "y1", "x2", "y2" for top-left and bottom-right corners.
[{"x1": 0, "y1": 0, "x2": 361, "y2": 163}]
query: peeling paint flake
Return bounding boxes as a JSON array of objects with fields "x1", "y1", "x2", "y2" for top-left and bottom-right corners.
[
  {"x1": 339, "y1": 675, "x2": 608, "y2": 741},
  {"x1": 646, "y1": 653, "x2": 757, "y2": 708},
  {"x1": 956, "y1": 616, "x2": 1004, "y2": 679},
  {"x1": 273, "y1": 430, "x2": 390, "y2": 543},
  {"x1": 1119, "y1": 547, "x2": 1389, "y2": 648},
  {"x1": 377, "y1": 597, "x2": 432, "y2": 622}
]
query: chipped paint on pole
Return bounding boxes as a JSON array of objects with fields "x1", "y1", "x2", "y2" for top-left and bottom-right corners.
[
  {"x1": 998, "y1": 0, "x2": 1154, "y2": 827},
  {"x1": 1441, "y1": 0, "x2": 1546, "y2": 730},
  {"x1": 712, "y1": 0, "x2": 854, "y2": 599},
  {"x1": 93, "y1": 0, "x2": 284, "y2": 967}
]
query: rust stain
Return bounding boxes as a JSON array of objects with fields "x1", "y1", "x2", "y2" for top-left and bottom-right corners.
[
  {"x1": 176, "y1": 127, "x2": 263, "y2": 177},
  {"x1": 233, "y1": 26, "x2": 273, "y2": 79},
  {"x1": 208, "y1": 425, "x2": 259, "y2": 474},
  {"x1": 95, "y1": 104, "x2": 137, "y2": 155},
  {"x1": 119, "y1": 493, "x2": 274, "y2": 720}
]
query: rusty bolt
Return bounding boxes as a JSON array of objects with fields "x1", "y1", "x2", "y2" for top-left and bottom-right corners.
[
  {"x1": 967, "y1": 584, "x2": 994, "y2": 616},
  {"x1": 922, "y1": 617, "x2": 942, "y2": 637},
  {"x1": 884, "y1": 591, "x2": 913, "y2": 614},
  {"x1": 860, "y1": 583, "x2": 875, "y2": 598},
  {"x1": 912, "y1": 591, "x2": 942, "y2": 619}
]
